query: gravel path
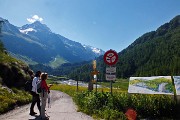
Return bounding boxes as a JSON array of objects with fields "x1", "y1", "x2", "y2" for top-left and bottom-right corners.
[{"x1": 0, "y1": 90, "x2": 93, "y2": 120}]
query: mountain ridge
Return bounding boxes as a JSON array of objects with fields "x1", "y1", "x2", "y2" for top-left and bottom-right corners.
[
  {"x1": 64, "y1": 15, "x2": 180, "y2": 80},
  {"x1": 116, "y1": 15, "x2": 180, "y2": 77},
  {"x1": 1, "y1": 18, "x2": 104, "y2": 68}
]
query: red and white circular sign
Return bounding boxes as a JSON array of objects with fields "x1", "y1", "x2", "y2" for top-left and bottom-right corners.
[{"x1": 103, "y1": 49, "x2": 118, "y2": 65}]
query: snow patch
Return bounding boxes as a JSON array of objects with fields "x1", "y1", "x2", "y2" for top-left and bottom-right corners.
[
  {"x1": 92, "y1": 47, "x2": 101, "y2": 54},
  {"x1": 19, "y1": 28, "x2": 37, "y2": 34},
  {"x1": 83, "y1": 45, "x2": 102, "y2": 54}
]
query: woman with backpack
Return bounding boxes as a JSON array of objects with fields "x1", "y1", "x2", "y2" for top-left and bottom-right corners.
[{"x1": 40, "y1": 73, "x2": 51, "y2": 120}]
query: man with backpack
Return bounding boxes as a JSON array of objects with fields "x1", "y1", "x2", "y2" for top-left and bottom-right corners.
[{"x1": 29, "y1": 71, "x2": 41, "y2": 116}]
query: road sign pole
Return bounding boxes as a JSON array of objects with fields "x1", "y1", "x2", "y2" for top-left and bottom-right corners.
[
  {"x1": 110, "y1": 80, "x2": 112, "y2": 94},
  {"x1": 96, "y1": 77, "x2": 97, "y2": 93},
  {"x1": 110, "y1": 66, "x2": 113, "y2": 94},
  {"x1": 103, "y1": 49, "x2": 118, "y2": 95},
  {"x1": 94, "y1": 73, "x2": 98, "y2": 94}
]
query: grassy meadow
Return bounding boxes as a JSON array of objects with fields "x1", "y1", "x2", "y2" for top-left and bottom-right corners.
[
  {"x1": 50, "y1": 77, "x2": 179, "y2": 120},
  {"x1": 0, "y1": 76, "x2": 179, "y2": 120}
]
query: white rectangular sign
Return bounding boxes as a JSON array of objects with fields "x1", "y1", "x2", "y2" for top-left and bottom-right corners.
[
  {"x1": 106, "y1": 74, "x2": 116, "y2": 80},
  {"x1": 106, "y1": 67, "x2": 116, "y2": 73},
  {"x1": 128, "y1": 76, "x2": 174, "y2": 95}
]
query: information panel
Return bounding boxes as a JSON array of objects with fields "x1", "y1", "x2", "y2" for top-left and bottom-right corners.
[{"x1": 128, "y1": 76, "x2": 174, "y2": 95}]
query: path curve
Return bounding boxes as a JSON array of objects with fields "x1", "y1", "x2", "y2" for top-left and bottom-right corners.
[{"x1": 0, "y1": 90, "x2": 93, "y2": 120}]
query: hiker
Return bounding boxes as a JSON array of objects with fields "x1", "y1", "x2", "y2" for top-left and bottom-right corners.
[
  {"x1": 40, "y1": 73, "x2": 52, "y2": 120},
  {"x1": 29, "y1": 71, "x2": 41, "y2": 116}
]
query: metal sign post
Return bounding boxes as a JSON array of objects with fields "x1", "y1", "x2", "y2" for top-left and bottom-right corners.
[
  {"x1": 106, "y1": 66, "x2": 116, "y2": 94},
  {"x1": 110, "y1": 66, "x2": 113, "y2": 94},
  {"x1": 103, "y1": 49, "x2": 118, "y2": 94}
]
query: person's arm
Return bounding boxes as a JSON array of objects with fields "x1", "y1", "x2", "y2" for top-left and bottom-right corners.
[
  {"x1": 44, "y1": 81, "x2": 49, "y2": 91},
  {"x1": 41, "y1": 80, "x2": 49, "y2": 92},
  {"x1": 32, "y1": 77, "x2": 37, "y2": 87},
  {"x1": 32, "y1": 77, "x2": 38, "y2": 92}
]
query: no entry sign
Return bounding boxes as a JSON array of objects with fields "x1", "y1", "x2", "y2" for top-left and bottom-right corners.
[{"x1": 103, "y1": 49, "x2": 118, "y2": 66}]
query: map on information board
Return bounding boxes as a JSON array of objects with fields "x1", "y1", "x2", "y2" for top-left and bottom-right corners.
[{"x1": 128, "y1": 76, "x2": 174, "y2": 95}]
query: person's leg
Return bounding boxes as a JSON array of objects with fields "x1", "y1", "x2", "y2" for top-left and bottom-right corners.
[
  {"x1": 36, "y1": 94, "x2": 41, "y2": 114},
  {"x1": 30, "y1": 92, "x2": 37, "y2": 115},
  {"x1": 40, "y1": 91, "x2": 48, "y2": 119}
]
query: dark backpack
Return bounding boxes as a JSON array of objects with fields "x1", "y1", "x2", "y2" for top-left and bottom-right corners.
[
  {"x1": 25, "y1": 80, "x2": 32, "y2": 92},
  {"x1": 36, "y1": 80, "x2": 42, "y2": 93}
]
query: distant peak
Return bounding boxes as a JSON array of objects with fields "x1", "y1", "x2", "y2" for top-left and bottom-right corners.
[
  {"x1": 30, "y1": 20, "x2": 44, "y2": 26},
  {"x1": 20, "y1": 20, "x2": 51, "y2": 33},
  {"x1": 33, "y1": 20, "x2": 41, "y2": 24},
  {"x1": 83, "y1": 45, "x2": 105, "y2": 55},
  {"x1": 30, "y1": 21, "x2": 46, "y2": 28}
]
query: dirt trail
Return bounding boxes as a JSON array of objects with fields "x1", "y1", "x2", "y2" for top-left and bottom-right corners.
[{"x1": 0, "y1": 90, "x2": 93, "y2": 120}]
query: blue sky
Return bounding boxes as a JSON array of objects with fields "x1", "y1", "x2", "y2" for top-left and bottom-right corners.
[{"x1": 0, "y1": 0, "x2": 180, "y2": 52}]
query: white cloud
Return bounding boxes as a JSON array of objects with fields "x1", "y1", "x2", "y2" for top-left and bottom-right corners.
[{"x1": 27, "y1": 15, "x2": 43, "y2": 23}]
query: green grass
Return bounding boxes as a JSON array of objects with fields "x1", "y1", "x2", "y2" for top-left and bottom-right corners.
[
  {"x1": 98, "y1": 78, "x2": 129, "y2": 91},
  {"x1": 0, "y1": 48, "x2": 32, "y2": 114},
  {"x1": 49, "y1": 76, "x2": 129, "y2": 93},
  {"x1": 46, "y1": 77, "x2": 179, "y2": 119},
  {"x1": 48, "y1": 55, "x2": 68, "y2": 68},
  {"x1": 50, "y1": 84, "x2": 179, "y2": 120},
  {"x1": 0, "y1": 87, "x2": 32, "y2": 114},
  {"x1": 10, "y1": 53, "x2": 38, "y2": 65},
  {"x1": 0, "y1": 51, "x2": 19, "y2": 63}
]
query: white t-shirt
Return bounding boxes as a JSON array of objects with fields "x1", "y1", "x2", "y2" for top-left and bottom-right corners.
[{"x1": 31, "y1": 77, "x2": 40, "y2": 93}]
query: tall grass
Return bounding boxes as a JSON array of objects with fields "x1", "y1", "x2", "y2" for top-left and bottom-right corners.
[{"x1": 51, "y1": 84, "x2": 179, "y2": 120}]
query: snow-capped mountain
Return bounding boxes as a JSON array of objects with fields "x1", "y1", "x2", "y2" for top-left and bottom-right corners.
[
  {"x1": 19, "y1": 21, "x2": 51, "y2": 33},
  {"x1": 1, "y1": 18, "x2": 104, "y2": 67},
  {"x1": 83, "y1": 45, "x2": 105, "y2": 56}
]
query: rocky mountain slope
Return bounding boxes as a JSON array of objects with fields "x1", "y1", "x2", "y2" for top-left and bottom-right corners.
[
  {"x1": 0, "y1": 41, "x2": 32, "y2": 88},
  {"x1": 0, "y1": 18, "x2": 104, "y2": 68}
]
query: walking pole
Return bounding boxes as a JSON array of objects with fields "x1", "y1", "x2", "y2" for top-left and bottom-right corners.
[{"x1": 48, "y1": 93, "x2": 51, "y2": 108}]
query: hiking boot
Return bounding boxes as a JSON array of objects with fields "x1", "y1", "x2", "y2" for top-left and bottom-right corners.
[
  {"x1": 41, "y1": 116, "x2": 49, "y2": 120},
  {"x1": 29, "y1": 112, "x2": 37, "y2": 116}
]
